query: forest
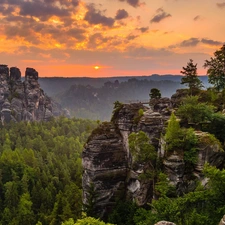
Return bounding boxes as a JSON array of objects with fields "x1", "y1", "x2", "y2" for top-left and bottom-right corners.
[
  {"x1": 0, "y1": 117, "x2": 97, "y2": 225},
  {"x1": 0, "y1": 45, "x2": 225, "y2": 225}
]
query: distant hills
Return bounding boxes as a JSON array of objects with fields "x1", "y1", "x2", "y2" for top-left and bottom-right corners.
[
  {"x1": 37, "y1": 75, "x2": 210, "y2": 121},
  {"x1": 38, "y1": 75, "x2": 209, "y2": 96}
]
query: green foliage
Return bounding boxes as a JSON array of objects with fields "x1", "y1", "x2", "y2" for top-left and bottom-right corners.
[
  {"x1": 155, "y1": 173, "x2": 176, "y2": 197},
  {"x1": 204, "y1": 112, "x2": 225, "y2": 144},
  {"x1": 83, "y1": 183, "x2": 98, "y2": 217},
  {"x1": 111, "y1": 101, "x2": 123, "y2": 121},
  {"x1": 134, "y1": 165, "x2": 225, "y2": 225},
  {"x1": 128, "y1": 131, "x2": 156, "y2": 165},
  {"x1": 0, "y1": 117, "x2": 97, "y2": 225},
  {"x1": 73, "y1": 213, "x2": 114, "y2": 225},
  {"x1": 198, "y1": 133, "x2": 223, "y2": 151},
  {"x1": 108, "y1": 201, "x2": 138, "y2": 225},
  {"x1": 183, "y1": 128, "x2": 198, "y2": 167},
  {"x1": 149, "y1": 88, "x2": 161, "y2": 99},
  {"x1": 165, "y1": 114, "x2": 199, "y2": 170},
  {"x1": 134, "y1": 108, "x2": 144, "y2": 124},
  {"x1": 138, "y1": 108, "x2": 144, "y2": 117},
  {"x1": 177, "y1": 96, "x2": 214, "y2": 125},
  {"x1": 204, "y1": 44, "x2": 225, "y2": 91},
  {"x1": 180, "y1": 59, "x2": 203, "y2": 95},
  {"x1": 164, "y1": 112, "x2": 183, "y2": 151}
]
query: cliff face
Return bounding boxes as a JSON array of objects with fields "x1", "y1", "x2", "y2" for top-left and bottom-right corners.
[
  {"x1": 0, "y1": 64, "x2": 68, "y2": 124},
  {"x1": 82, "y1": 102, "x2": 224, "y2": 218}
]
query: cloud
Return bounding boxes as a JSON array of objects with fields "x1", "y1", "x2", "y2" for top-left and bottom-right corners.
[
  {"x1": 67, "y1": 28, "x2": 86, "y2": 41},
  {"x1": 84, "y1": 4, "x2": 115, "y2": 27},
  {"x1": 201, "y1": 38, "x2": 223, "y2": 46},
  {"x1": 217, "y1": 2, "x2": 225, "y2": 8},
  {"x1": 127, "y1": 46, "x2": 172, "y2": 58},
  {"x1": 115, "y1": 9, "x2": 129, "y2": 20},
  {"x1": 137, "y1": 27, "x2": 149, "y2": 33},
  {"x1": 118, "y1": 0, "x2": 142, "y2": 8},
  {"x1": 0, "y1": 0, "x2": 79, "y2": 22},
  {"x1": 19, "y1": 1, "x2": 70, "y2": 21},
  {"x1": 127, "y1": 34, "x2": 138, "y2": 40},
  {"x1": 0, "y1": 5, "x2": 15, "y2": 15},
  {"x1": 193, "y1": 15, "x2": 201, "y2": 21},
  {"x1": 170, "y1": 37, "x2": 223, "y2": 48},
  {"x1": 150, "y1": 8, "x2": 171, "y2": 23},
  {"x1": 180, "y1": 38, "x2": 200, "y2": 47}
]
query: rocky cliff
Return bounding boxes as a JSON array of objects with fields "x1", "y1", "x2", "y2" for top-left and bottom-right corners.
[
  {"x1": 82, "y1": 101, "x2": 224, "y2": 219},
  {"x1": 0, "y1": 64, "x2": 68, "y2": 124}
]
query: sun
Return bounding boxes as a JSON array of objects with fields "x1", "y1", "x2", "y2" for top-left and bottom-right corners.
[{"x1": 94, "y1": 66, "x2": 100, "y2": 70}]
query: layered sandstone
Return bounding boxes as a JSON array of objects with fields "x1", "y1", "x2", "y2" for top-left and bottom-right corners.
[
  {"x1": 0, "y1": 64, "x2": 68, "y2": 124},
  {"x1": 82, "y1": 102, "x2": 224, "y2": 219}
]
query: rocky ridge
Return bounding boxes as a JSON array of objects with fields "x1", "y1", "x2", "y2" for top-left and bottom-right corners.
[
  {"x1": 82, "y1": 99, "x2": 224, "y2": 219},
  {"x1": 0, "y1": 64, "x2": 69, "y2": 124}
]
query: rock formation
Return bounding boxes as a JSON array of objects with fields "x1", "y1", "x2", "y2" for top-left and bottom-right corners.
[
  {"x1": 155, "y1": 221, "x2": 176, "y2": 225},
  {"x1": 219, "y1": 215, "x2": 225, "y2": 225},
  {"x1": 82, "y1": 101, "x2": 224, "y2": 219},
  {"x1": 0, "y1": 64, "x2": 68, "y2": 124}
]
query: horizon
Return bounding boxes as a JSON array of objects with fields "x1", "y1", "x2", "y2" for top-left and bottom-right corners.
[{"x1": 0, "y1": 0, "x2": 224, "y2": 77}]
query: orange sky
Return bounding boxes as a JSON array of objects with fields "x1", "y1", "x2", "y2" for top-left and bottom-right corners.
[{"x1": 0, "y1": 0, "x2": 224, "y2": 77}]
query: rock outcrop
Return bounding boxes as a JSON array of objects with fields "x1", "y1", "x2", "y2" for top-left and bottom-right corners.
[
  {"x1": 0, "y1": 64, "x2": 68, "y2": 124},
  {"x1": 219, "y1": 215, "x2": 225, "y2": 225},
  {"x1": 82, "y1": 102, "x2": 225, "y2": 219},
  {"x1": 155, "y1": 221, "x2": 176, "y2": 225}
]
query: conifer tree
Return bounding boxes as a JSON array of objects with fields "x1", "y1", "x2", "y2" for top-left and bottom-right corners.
[
  {"x1": 204, "y1": 44, "x2": 225, "y2": 91},
  {"x1": 181, "y1": 59, "x2": 203, "y2": 95},
  {"x1": 149, "y1": 88, "x2": 161, "y2": 99},
  {"x1": 165, "y1": 112, "x2": 183, "y2": 151}
]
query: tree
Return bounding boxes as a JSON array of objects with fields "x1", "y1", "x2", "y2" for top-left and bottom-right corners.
[
  {"x1": 180, "y1": 59, "x2": 203, "y2": 95},
  {"x1": 204, "y1": 44, "x2": 225, "y2": 91},
  {"x1": 71, "y1": 213, "x2": 114, "y2": 225},
  {"x1": 164, "y1": 112, "x2": 183, "y2": 151},
  {"x1": 128, "y1": 131, "x2": 157, "y2": 188},
  {"x1": 149, "y1": 88, "x2": 161, "y2": 99},
  {"x1": 128, "y1": 131, "x2": 156, "y2": 167},
  {"x1": 177, "y1": 96, "x2": 214, "y2": 125}
]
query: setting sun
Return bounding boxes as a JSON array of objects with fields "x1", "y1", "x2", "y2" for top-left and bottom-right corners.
[{"x1": 94, "y1": 66, "x2": 100, "y2": 70}]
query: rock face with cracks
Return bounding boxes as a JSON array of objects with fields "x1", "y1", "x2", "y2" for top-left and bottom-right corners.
[
  {"x1": 0, "y1": 64, "x2": 68, "y2": 124},
  {"x1": 82, "y1": 102, "x2": 225, "y2": 219}
]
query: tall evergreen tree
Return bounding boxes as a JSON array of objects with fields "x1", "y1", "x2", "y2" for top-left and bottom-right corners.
[
  {"x1": 181, "y1": 59, "x2": 203, "y2": 95},
  {"x1": 204, "y1": 44, "x2": 225, "y2": 91}
]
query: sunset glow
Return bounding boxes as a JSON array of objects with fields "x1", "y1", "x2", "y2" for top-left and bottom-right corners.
[{"x1": 0, "y1": 0, "x2": 224, "y2": 77}]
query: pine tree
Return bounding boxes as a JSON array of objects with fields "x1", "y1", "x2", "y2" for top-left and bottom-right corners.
[
  {"x1": 181, "y1": 59, "x2": 203, "y2": 95},
  {"x1": 204, "y1": 44, "x2": 225, "y2": 91},
  {"x1": 165, "y1": 112, "x2": 183, "y2": 151}
]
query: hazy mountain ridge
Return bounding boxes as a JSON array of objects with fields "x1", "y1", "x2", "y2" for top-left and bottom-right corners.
[
  {"x1": 53, "y1": 78, "x2": 185, "y2": 120},
  {"x1": 38, "y1": 75, "x2": 209, "y2": 97}
]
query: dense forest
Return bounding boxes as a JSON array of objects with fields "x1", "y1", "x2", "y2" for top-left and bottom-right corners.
[{"x1": 0, "y1": 117, "x2": 97, "y2": 225}]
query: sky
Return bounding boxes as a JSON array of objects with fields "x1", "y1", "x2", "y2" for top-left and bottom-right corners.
[{"x1": 0, "y1": 0, "x2": 225, "y2": 77}]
